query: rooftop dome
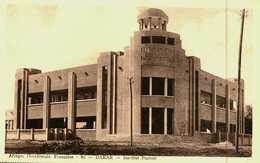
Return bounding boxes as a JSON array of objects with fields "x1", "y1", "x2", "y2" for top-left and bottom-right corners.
[
  {"x1": 137, "y1": 8, "x2": 169, "y2": 31},
  {"x1": 137, "y1": 8, "x2": 168, "y2": 21}
]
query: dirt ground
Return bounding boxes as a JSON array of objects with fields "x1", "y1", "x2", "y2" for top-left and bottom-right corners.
[{"x1": 5, "y1": 140, "x2": 251, "y2": 157}]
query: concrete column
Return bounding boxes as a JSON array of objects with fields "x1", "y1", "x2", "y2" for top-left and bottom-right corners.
[
  {"x1": 197, "y1": 71, "x2": 201, "y2": 133},
  {"x1": 149, "y1": 107, "x2": 152, "y2": 134},
  {"x1": 64, "y1": 128, "x2": 67, "y2": 140},
  {"x1": 226, "y1": 84, "x2": 230, "y2": 134},
  {"x1": 14, "y1": 79, "x2": 19, "y2": 129},
  {"x1": 19, "y1": 77, "x2": 24, "y2": 129},
  {"x1": 148, "y1": 17, "x2": 152, "y2": 30},
  {"x1": 17, "y1": 129, "x2": 20, "y2": 140},
  {"x1": 23, "y1": 70, "x2": 29, "y2": 129},
  {"x1": 111, "y1": 54, "x2": 117, "y2": 134},
  {"x1": 67, "y1": 72, "x2": 76, "y2": 134},
  {"x1": 31, "y1": 128, "x2": 34, "y2": 140},
  {"x1": 164, "y1": 78, "x2": 168, "y2": 96},
  {"x1": 164, "y1": 108, "x2": 167, "y2": 135},
  {"x1": 14, "y1": 69, "x2": 28, "y2": 129},
  {"x1": 20, "y1": 70, "x2": 29, "y2": 129},
  {"x1": 149, "y1": 77, "x2": 152, "y2": 96},
  {"x1": 45, "y1": 129, "x2": 49, "y2": 140},
  {"x1": 211, "y1": 79, "x2": 217, "y2": 133},
  {"x1": 54, "y1": 128, "x2": 58, "y2": 140},
  {"x1": 43, "y1": 76, "x2": 50, "y2": 129}
]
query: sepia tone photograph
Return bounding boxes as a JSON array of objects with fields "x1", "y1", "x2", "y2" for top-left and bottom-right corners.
[{"x1": 0, "y1": 0, "x2": 258, "y2": 162}]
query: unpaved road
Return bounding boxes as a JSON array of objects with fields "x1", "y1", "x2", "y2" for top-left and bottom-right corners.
[{"x1": 5, "y1": 140, "x2": 251, "y2": 157}]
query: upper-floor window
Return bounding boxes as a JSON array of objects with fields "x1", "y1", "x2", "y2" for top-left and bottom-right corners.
[
  {"x1": 167, "y1": 37, "x2": 175, "y2": 45},
  {"x1": 200, "y1": 91, "x2": 212, "y2": 105},
  {"x1": 141, "y1": 36, "x2": 151, "y2": 44},
  {"x1": 216, "y1": 95, "x2": 226, "y2": 108},
  {"x1": 230, "y1": 100, "x2": 237, "y2": 110},
  {"x1": 141, "y1": 36, "x2": 175, "y2": 45},
  {"x1": 141, "y1": 77, "x2": 150, "y2": 95},
  {"x1": 76, "y1": 86, "x2": 97, "y2": 100},
  {"x1": 28, "y1": 92, "x2": 43, "y2": 104},
  {"x1": 50, "y1": 89, "x2": 68, "y2": 102},
  {"x1": 167, "y1": 79, "x2": 174, "y2": 96},
  {"x1": 152, "y1": 77, "x2": 164, "y2": 95},
  {"x1": 152, "y1": 36, "x2": 166, "y2": 44},
  {"x1": 141, "y1": 77, "x2": 174, "y2": 96}
]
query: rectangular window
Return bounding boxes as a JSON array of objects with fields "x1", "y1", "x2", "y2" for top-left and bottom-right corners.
[
  {"x1": 152, "y1": 108, "x2": 164, "y2": 134},
  {"x1": 26, "y1": 119, "x2": 43, "y2": 129},
  {"x1": 49, "y1": 118, "x2": 67, "y2": 128},
  {"x1": 50, "y1": 90, "x2": 68, "y2": 102},
  {"x1": 76, "y1": 116, "x2": 96, "y2": 129},
  {"x1": 28, "y1": 92, "x2": 43, "y2": 104},
  {"x1": 152, "y1": 36, "x2": 166, "y2": 44},
  {"x1": 216, "y1": 95, "x2": 226, "y2": 108},
  {"x1": 141, "y1": 77, "x2": 149, "y2": 95},
  {"x1": 101, "y1": 66, "x2": 108, "y2": 129},
  {"x1": 141, "y1": 107, "x2": 149, "y2": 134},
  {"x1": 152, "y1": 77, "x2": 164, "y2": 95},
  {"x1": 167, "y1": 79, "x2": 174, "y2": 96},
  {"x1": 167, "y1": 109, "x2": 174, "y2": 134},
  {"x1": 216, "y1": 122, "x2": 226, "y2": 132},
  {"x1": 200, "y1": 119, "x2": 212, "y2": 132},
  {"x1": 141, "y1": 36, "x2": 151, "y2": 44},
  {"x1": 200, "y1": 91, "x2": 212, "y2": 105},
  {"x1": 230, "y1": 100, "x2": 237, "y2": 110},
  {"x1": 76, "y1": 86, "x2": 96, "y2": 100},
  {"x1": 167, "y1": 37, "x2": 175, "y2": 45},
  {"x1": 230, "y1": 124, "x2": 236, "y2": 133}
]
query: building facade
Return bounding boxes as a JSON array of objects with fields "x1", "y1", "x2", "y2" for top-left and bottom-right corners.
[{"x1": 12, "y1": 8, "x2": 245, "y2": 141}]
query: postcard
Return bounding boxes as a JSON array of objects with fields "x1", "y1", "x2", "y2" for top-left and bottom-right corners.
[{"x1": 0, "y1": 0, "x2": 258, "y2": 163}]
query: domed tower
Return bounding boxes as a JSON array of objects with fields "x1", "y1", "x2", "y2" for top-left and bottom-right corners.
[
  {"x1": 96, "y1": 8, "x2": 200, "y2": 141},
  {"x1": 137, "y1": 8, "x2": 169, "y2": 31},
  {"x1": 123, "y1": 8, "x2": 197, "y2": 138}
]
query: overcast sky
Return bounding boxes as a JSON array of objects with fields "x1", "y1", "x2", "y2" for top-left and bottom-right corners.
[{"x1": 0, "y1": 0, "x2": 258, "y2": 111}]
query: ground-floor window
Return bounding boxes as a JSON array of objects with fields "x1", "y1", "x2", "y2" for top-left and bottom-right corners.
[
  {"x1": 200, "y1": 119, "x2": 212, "y2": 132},
  {"x1": 230, "y1": 124, "x2": 236, "y2": 133},
  {"x1": 27, "y1": 119, "x2": 43, "y2": 129},
  {"x1": 141, "y1": 108, "x2": 149, "y2": 134},
  {"x1": 141, "y1": 107, "x2": 174, "y2": 134},
  {"x1": 245, "y1": 118, "x2": 252, "y2": 134},
  {"x1": 49, "y1": 118, "x2": 67, "y2": 128},
  {"x1": 152, "y1": 108, "x2": 164, "y2": 134},
  {"x1": 76, "y1": 116, "x2": 96, "y2": 129},
  {"x1": 216, "y1": 122, "x2": 226, "y2": 132},
  {"x1": 167, "y1": 109, "x2": 174, "y2": 134}
]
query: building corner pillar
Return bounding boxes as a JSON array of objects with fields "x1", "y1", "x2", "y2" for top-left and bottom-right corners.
[
  {"x1": 43, "y1": 76, "x2": 50, "y2": 132},
  {"x1": 226, "y1": 84, "x2": 230, "y2": 134},
  {"x1": 211, "y1": 79, "x2": 217, "y2": 133},
  {"x1": 164, "y1": 108, "x2": 167, "y2": 135},
  {"x1": 68, "y1": 72, "x2": 76, "y2": 135}
]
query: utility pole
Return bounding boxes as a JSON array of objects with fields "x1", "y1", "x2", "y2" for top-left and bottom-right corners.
[
  {"x1": 236, "y1": 8, "x2": 246, "y2": 153},
  {"x1": 129, "y1": 77, "x2": 133, "y2": 146}
]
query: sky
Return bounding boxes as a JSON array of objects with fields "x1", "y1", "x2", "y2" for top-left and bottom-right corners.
[{"x1": 0, "y1": 0, "x2": 258, "y2": 112}]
